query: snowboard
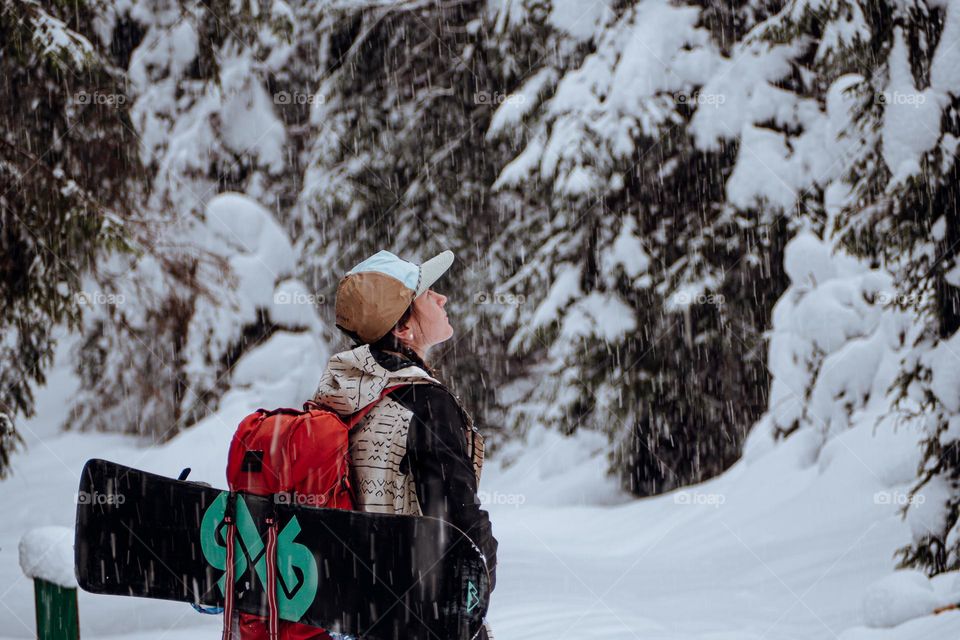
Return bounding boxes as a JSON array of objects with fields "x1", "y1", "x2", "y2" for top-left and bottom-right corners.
[{"x1": 74, "y1": 458, "x2": 490, "y2": 640}]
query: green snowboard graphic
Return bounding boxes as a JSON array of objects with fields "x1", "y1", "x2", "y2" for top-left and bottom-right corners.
[{"x1": 200, "y1": 492, "x2": 318, "y2": 621}]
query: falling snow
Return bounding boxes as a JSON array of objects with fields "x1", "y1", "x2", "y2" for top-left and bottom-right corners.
[{"x1": 2, "y1": 0, "x2": 960, "y2": 639}]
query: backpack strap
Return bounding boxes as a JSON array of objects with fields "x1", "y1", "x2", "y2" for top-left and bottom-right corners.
[
  {"x1": 339, "y1": 383, "x2": 410, "y2": 430},
  {"x1": 263, "y1": 498, "x2": 280, "y2": 640}
]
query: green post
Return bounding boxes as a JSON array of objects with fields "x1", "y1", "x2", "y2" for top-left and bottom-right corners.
[{"x1": 32, "y1": 578, "x2": 79, "y2": 640}]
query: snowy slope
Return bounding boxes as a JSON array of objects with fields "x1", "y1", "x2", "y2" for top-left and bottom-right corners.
[
  {"x1": 481, "y1": 411, "x2": 960, "y2": 640},
  {"x1": 2, "y1": 332, "x2": 960, "y2": 639}
]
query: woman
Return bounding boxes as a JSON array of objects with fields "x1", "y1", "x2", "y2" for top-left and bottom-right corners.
[{"x1": 313, "y1": 249, "x2": 498, "y2": 640}]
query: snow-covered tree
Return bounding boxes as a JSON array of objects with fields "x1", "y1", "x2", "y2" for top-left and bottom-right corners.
[
  {"x1": 291, "y1": 0, "x2": 518, "y2": 435},
  {"x1": 0, "y1": 0, "x2": 141, "y2": 474},
  {"x1": 747, "y1": 0, "x2": 960, "y2": 576},
  {"x1": 68, "y1": 0, "x2": 307, "y2": 440},
  {"x1": 483, "y1": 0, "x2": 796, "y2": 494},
  {"x1": 831, "y1": 0, "x2": 960, "y2": 577}
]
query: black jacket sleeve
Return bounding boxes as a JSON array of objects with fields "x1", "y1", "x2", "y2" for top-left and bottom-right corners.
[{"x1": 402, "y1": 384, "x2": 498, "y2": 593}]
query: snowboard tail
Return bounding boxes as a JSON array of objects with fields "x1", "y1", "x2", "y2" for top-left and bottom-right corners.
[{"x1": 74, "y1": 458, "x2": 489, "y2": 639}]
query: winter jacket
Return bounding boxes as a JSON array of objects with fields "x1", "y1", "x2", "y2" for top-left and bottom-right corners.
[{"x1": 313, "y1": 344, "x2": 499, "y2": 598}]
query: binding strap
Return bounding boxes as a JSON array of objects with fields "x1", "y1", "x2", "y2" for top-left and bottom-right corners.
[
  {"x1": 264, "y1": 501, "x2": 280, "y2": 640},
  {"x1": 222, "y1": 492, "x2": 238, "y2": 640}
]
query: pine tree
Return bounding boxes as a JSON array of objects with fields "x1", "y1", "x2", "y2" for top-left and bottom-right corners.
[
  {"x1": 292, "y1": 0, "x2": 513, "y2": 434},
  {"x1": 0, "y1": 0, "x2": 141, "y2": 474},
  {"x1": 483, "y1": 0, "x2": 789, "y2": 494},
  {"x1": 67, "y1": 0, "x2": 301, "y2": 440},
  {"x1": 757, "y1": 0, "x2": 960, "y2": 575},
  {"x1": 825, "y1": 0, "x2": 960, "y2": 576}
]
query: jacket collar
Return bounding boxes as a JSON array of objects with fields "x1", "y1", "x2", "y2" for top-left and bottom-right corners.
[
  {"x1": 369, "y1": 346, "x2": 419, "y2": 372},
  {"x1": 313, "y1": 343, "x2": 439, "y2": 415}
]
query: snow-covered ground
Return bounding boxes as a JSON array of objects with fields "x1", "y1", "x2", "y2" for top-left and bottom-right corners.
[{"x1": 2, "y1": 331, "x2": 960, "y2": 640}]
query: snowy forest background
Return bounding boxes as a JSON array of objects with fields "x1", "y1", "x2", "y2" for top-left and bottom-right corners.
[{"x1": 3, "y1": 0, "x2": 960, "y2": 636}]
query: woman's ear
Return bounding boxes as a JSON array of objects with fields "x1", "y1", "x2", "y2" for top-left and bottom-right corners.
[{"x1": 390, "y1": 322, "x2": 414, "y2": 341}]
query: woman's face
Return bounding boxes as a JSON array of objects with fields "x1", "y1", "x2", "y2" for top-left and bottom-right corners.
[{"x1": 394, "y1": 289, "x2": 453, "y2": 352}]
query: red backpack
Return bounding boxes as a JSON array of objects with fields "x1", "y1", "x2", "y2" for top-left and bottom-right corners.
[{"x1": 222, "y1": 385, "x2": 406, "y2": 640}]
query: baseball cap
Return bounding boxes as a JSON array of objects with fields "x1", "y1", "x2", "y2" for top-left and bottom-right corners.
[{"x1": 335, "y1": 249, "x2": 454, "y2": 344}]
